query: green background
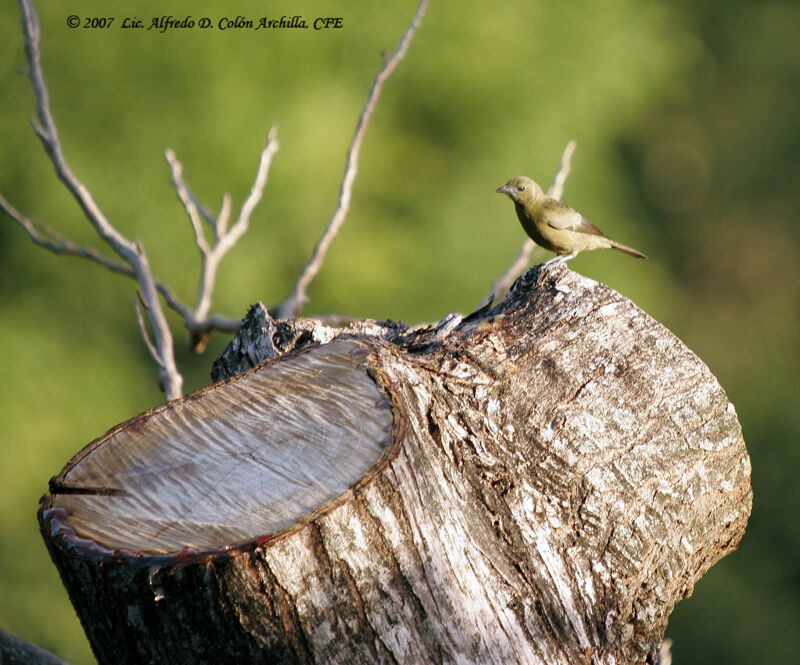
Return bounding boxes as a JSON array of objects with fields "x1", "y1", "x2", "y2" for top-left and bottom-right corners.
[{"x1": 1, "y1": 1, "x2": 797, "y2": 663}]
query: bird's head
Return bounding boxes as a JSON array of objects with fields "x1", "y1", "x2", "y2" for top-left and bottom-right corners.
[{"x1": 496, "y1": 176, "x2": 544, "y2": 205}]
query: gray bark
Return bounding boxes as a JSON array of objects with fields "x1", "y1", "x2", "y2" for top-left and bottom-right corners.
[{"x1": 39, "y1": 263, "x2": 752, "y2": 664}]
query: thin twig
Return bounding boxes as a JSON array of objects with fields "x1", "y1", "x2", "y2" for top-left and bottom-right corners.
[
  {"x1": 547, "y1": 139, "x2": 577, "y2": 201},
  {"x1": 133, "y1": 294, "x2": 161, "y2": 367},
  {"x1": 277, "y1": 0, "x2": 429, "y2": 319},
  {"x1": 0, "y1": 193, "x2": 134, "y2": 276},
  {"x1": 166, "y1": 128, "x2": 279, "y2": 324},
  {"x1": 0, "y1": 192, "x2": 241, "y2": 336},
  {"x1": 228, "y1": 127, "x2": 279, "y2": 250},
  {"x1": 216, "y1": 194, "x2": 232, "y2": 237},
  {"x1": 483, "y1": 140, "x2": 578, "y2": 304},
  {"x1": 166, "y1": 150, "x2": 209, "y2": 253},
  {"x1": 15, "y1": 0, "x2": 183, "y2": 399}
]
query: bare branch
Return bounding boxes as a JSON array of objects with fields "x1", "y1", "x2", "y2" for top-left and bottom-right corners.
[
  {"x1": 547, "y1": 139, "x2": 577, "y2": 201},
  {"x1": 277, "y1": 0, "x2": 429, "y2": 319},
  {"x1": 192, "y1": 130, "x2": 279, "y2": 323},
  {"x1": 483, "y1": 238, "x2": 539, "y2": 306},
  {"x1": 227, "y1": 126, "x2": 279, "y2": 250},
  {"x1": 216, "y1": 193, "x2": 232, "y2": 238},
  {"x1": 6, "y1": 0, "x2": 420, "y2": 387},
  {"x1": 483, "y1": 140, "x2": 577, "y2": 304},
  {"x1": 5, "y1": 0, "x2": 253, "y2": 380},
  {"x1": 166, "y1": 129, "x2": 279, "y2": 326},
  {"x1": 166, "y1": 150, "x2": 210, "y2": 254},
  {"x1": 14, "y1": 0, "x2": 183, "y2": 399},
  {"x1": 1, "y1": 192, "x2": 241, "y2": 337},
  {"x1": 19, "y1": 0, "x2": 137, "y2": 267},
  {"x1": 133, "y1": 294, "x2": 161, "y2": 367},
  {"x1": 0, "y1": 193, "x2": 133, "y2": 276}
]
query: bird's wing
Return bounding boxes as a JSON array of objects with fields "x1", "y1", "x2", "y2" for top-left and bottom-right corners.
[{"x1": 541, "y1": 199, "x2": 605, "y2": 237}]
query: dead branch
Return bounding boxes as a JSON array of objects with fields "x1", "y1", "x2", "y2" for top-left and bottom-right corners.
[
  {"x1": 2, "y1": 0, "x2": 285, "y2": 393},
  {"x1": 0, "y1": 193, "x2": 239, "y2": 342},
  {"x1": 165, "y1": 127, "x2": 280, "y2": 350},
  {"x1": 276, "y1": 0, "x2": 430, "y2": 319},
  {"x1": 0, "y1": 193, "x2": 132, "y2": 276},
  {"x1": 11, "y1": 0, "x2": 182, "y2": 398},
  {"x1": 165, "y1": 128, "x2": 279, "y2": 323}
]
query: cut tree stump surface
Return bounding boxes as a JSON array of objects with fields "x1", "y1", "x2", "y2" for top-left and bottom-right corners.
[{"x1": 45, "y1": 341, "x2": 394, "y2": 554}]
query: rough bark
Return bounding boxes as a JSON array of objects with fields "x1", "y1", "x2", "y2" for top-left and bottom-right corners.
[{"x1": 39, "y1": 263, "x2": 752, "y2": 665}]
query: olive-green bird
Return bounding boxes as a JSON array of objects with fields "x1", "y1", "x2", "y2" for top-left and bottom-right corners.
[{"x1": 496, "y1": 176, "x2": 647, "y2": 263}]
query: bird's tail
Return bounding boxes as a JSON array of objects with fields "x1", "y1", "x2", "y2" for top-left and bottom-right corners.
[{"x1": 610, "y1": 241, "x2": 648, "y2": 260}]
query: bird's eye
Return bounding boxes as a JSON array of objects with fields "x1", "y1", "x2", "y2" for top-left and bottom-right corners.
[{"x1": 517, "y1": 185, "x2": 525, "y2": 192}]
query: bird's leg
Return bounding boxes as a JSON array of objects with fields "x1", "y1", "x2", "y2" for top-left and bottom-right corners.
[
  {"x1": 559, "y1": 251, "x2": 578, "y2": 263},
  {"x1": 542, "y1": 255, "x2": 561, "y2": 267},
  {"x1": 542, "y1": 251, "x2": 577, "y2": 267}
]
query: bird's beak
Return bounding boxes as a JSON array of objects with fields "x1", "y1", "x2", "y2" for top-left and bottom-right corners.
[{"x1": 496, "y1": 184, "x2": 511, "y2": 196}]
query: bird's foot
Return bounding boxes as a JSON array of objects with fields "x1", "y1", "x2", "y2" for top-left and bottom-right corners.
[{"x1": 542, "y1": 251, "x2": 577, "y2": 268}]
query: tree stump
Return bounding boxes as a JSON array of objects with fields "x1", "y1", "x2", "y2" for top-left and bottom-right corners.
[{"x1": 39, "y1": 264, "x2": 752, "y2": 665}]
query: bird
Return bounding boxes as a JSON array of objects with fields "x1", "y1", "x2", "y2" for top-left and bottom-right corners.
[{"x1": 496, "y1": 176, "x2": 647, "y2": 264}]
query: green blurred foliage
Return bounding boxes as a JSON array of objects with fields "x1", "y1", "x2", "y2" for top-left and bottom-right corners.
[{"x1": 0, "y1": 0, "x2": 796, "y2": 663}]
